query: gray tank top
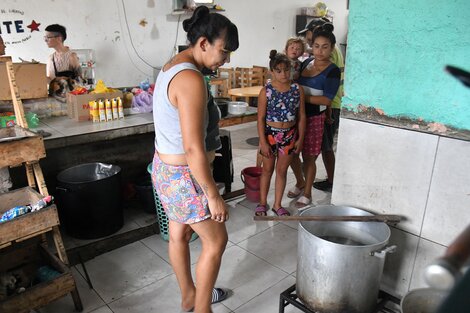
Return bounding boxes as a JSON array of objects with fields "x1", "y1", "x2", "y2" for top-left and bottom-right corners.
[{"x1": 153, "y1": 62, "x2": 207, "y2": 154}]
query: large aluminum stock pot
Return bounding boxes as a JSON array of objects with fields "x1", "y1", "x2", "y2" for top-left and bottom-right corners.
[{"x1": 297, "y1": 205, "x2": 395, "y2": 313}]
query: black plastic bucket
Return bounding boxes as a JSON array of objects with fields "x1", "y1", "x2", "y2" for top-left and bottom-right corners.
[{"x1": 56, "y1": 162, "x2": 123, "y2": 239}]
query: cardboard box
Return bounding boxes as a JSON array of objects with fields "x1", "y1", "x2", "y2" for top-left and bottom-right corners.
[
  {"x1": 0, "y1": 62, "x2": 48, "y2": 100},
  {"x1": 66, "y1": 91, "x2": 123, "y2": 121}
]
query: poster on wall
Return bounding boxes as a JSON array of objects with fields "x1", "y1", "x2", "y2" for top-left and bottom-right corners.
[{"x1": 0, "y1": 8, "x2": 41, "y2": 47}]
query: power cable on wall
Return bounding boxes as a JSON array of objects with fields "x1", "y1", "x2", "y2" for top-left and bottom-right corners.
[
  {"x1": 118, "y1": 0, "x2": 183, "y2": 76},
  {"x1": 121, "y1": 0, "x2": 155, "y2": 69},
  {"x1": 116, "y1": 0, "x2": 152, "y2": 77},
  {"x1": 168, "y1": 14, "x2": 182, "y2": 61}
]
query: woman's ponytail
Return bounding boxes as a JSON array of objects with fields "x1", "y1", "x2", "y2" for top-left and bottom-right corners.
[
  {"x1": 312, "y1": 22, "x2": 336, "y2": 46},
  {"x1": 182, "y1": 6, "x2": 210, "y2": 33},
  {"x1": 182, "y1": 6, "x2": 239, "y2": 52}
]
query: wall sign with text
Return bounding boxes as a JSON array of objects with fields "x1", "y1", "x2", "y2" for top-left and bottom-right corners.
[{"x1": 0, "y1": 8, "x2": 41, "y2": 46}]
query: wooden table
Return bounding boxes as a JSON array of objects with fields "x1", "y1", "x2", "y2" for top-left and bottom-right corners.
[{"x1": 228, "y1": 85, "x2": 263, "y2": 102}]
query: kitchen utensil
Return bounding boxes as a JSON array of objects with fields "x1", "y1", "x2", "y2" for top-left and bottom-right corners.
[
  {"x1": 297, "y1": 205, "x2": 395, "y2": 313},
  {"x1": 254, "y1": 214, "x2": 401, "y2": 224},
  {"x1": 400, "y1": 288, "x2": 448, "y2": 313}
]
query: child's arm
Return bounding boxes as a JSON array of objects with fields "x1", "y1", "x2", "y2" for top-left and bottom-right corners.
[
  {"x1": 325, "y1": 106, "x2": 333, "y2": 125},
  {"x1": 306, "y1": 95, "x2": 332, "y2": 106},
  {"x1": 257, "y1": 87, "x2": 272, "y2": 158},
  {"x1": 295, "y1": 85, "x2": 307, "y2": 154}
]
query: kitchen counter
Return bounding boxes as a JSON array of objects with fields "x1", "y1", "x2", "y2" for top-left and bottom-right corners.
[
  {"x1": 10, "y1": 108, "x2": 257, "y2": 188},
  {"x1": 38, "y1": 113, "x2": 155, "y2": 149},
  {"x1": 37, "y1": 107, "x2": 257, "y2": 149}
]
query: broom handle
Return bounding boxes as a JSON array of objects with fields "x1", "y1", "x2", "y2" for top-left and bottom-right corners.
[{"x1": 254, "y1": 214, "x2": 402, "y2": 223}]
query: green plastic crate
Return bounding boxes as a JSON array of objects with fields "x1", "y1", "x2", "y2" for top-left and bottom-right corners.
[{"x1": 147, "y1": 163, "x2": 198, "y2": 242}]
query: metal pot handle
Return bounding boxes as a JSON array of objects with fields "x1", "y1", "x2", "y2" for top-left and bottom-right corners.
[
  {"x1": 371, "y1": 245, "x2": 396, "y2": 258},
  {"x1": 56, "y1": 186, "x2": 69, "y2": 192}
]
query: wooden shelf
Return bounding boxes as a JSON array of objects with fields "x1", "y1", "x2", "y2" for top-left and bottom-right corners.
[
  {"x1": 0, "y1": 126, "x2": 46, "y2": 168},
  {"x1": 0, "y1": 187, "x2": 59, "y2": 248},
  {"x1": 0, "y1": 241, "x2": 80, "y2": 313},
  {"x1": 0, "y1": 57, "x2": 83, "y2": 313}
]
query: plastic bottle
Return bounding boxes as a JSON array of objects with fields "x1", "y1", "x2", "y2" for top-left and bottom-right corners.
[{"x1": 26, "y1": 112, "x2": 40, "y2": 128}]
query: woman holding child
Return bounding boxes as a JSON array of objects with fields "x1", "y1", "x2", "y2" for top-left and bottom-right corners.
[{"x1": 293, "y1": 23, "x2": 341, "y2": 207}]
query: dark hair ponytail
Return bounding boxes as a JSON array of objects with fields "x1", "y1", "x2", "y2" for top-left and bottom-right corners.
[
  {"x1": 268, "y1": 49, "x2": 291, "y2": 71},
  {"x1": 183, "y1": 6, "x2": 239, "y2": 52},
  {"x1": 312, "y1": 23, "x2": 336, "y2": 46},
  {"x1": 182, "y1": 6, "x2": 209, "y2": 33}
]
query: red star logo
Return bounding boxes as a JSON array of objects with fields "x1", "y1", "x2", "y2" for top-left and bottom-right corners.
[{"x1": 27, "y1": 20, "x2": 41, "y2": 32}]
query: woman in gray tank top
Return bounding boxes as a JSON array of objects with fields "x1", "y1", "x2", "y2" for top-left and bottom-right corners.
[{"x1": 151, "y1": 6, "x2": 239, "y2": 313}]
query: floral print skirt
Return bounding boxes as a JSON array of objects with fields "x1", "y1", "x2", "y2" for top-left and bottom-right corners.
[
  {"x1": 151, "y1": 151, "x2": 211, "y2": 224},
  {"x1": 264, "y1": 125, "x2": 297, "y2": 156}
]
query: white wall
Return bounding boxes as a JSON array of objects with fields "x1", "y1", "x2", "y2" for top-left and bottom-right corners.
[
  {"x1": 1, "y1": 0, "x2": 348, "y2": 86},
  {"x1": 332, "y1": 118, "x2": 470, "y2": 296}
]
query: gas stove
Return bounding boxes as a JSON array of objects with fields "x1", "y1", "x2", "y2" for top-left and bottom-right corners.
[{"x1": 279, "y1": 284, "x2": 401, "y2": 313}]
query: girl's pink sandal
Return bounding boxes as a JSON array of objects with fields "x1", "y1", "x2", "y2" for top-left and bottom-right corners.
[
  {"x1": 255, "y1": 204, "x2": 268, "y2": 216},
  {"x1": 272, "y1": 207, "x2": 290, "y2": 216}
]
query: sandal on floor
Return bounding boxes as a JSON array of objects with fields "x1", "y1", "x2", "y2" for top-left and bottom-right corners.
[
  {"x1": 272, "y1": 207, "x2": 290, "y2": 216},
  {"x1": 211, "y1": 287, "x2": 228, "y2": 304},
  {"x1": 287, "y1": 186, "x2": 304, "y2": 198},
  {"x1": 295, "y1": 195, "x2": 312, "y2": 208},
  {"x1": 255, "y1": 204, "x2": 268, "y2": 216},
  {"x1": 186, "y1": 288, "x2": 229, "y2": 311},
  {"x1": 313, "y1": 179, "x2": 333, "y2": 192}
]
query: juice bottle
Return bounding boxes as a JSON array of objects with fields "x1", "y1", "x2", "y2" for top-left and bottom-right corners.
[
  {"x1": 111, "y1": 98, "x2": 119, "y2": 120},
  {"x1": 89, "y1": 100, "x2": 99, "y2": 122},
  {"x1": 117, "y1": 97, "x2": 124, "y2": 119},
  {"x1": 98, "y1": 100, "x2": 106, "y2": 122},
  {"x1": 105, "y1": 99, "x2": 113, "y2": 121}
]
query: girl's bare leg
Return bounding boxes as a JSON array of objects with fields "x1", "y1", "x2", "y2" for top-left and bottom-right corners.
[{"x1": 273, "y1": 153, "x2": 294, "y2": 208}]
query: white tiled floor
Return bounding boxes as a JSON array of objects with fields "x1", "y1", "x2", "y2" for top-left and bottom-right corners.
[{"x1": 37, "y1": 122, "x2": 332, "y2": 313}]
